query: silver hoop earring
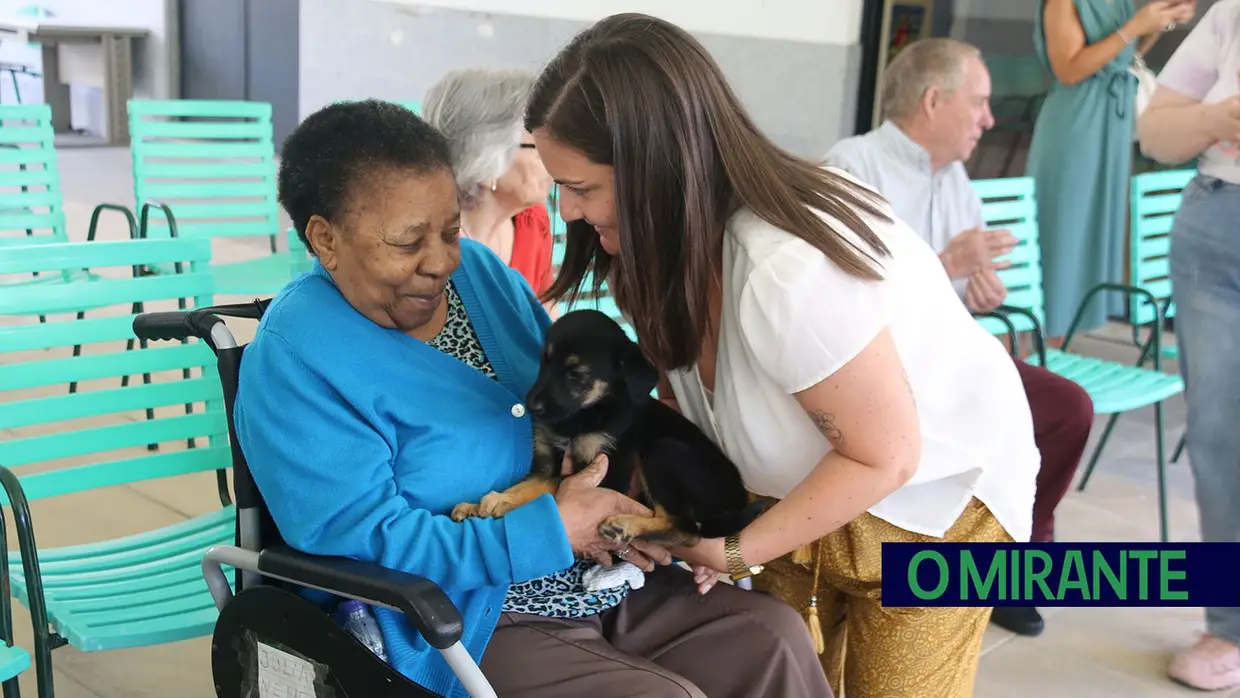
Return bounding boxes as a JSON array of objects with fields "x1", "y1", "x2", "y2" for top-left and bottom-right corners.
[{"x1": 491, "y1": 181, "x2": 497, "y2": 192}]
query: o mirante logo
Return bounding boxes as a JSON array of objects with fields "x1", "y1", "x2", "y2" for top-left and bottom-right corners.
[{"x1": 881, "y1": 543, "x2": 1240, "y2": 607}]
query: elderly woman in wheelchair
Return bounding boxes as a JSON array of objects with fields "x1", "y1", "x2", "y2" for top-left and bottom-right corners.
[{"x1": 223, "y1": 99, "x2": 830, "y2": 698}]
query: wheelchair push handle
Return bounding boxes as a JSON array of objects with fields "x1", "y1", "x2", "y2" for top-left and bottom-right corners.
[
  {"x1": 131, "y1": 311, "x2": 204, "y2": 343},
  {"x1": 132, "y1": 298, "x2": 269, "y2": 354}
]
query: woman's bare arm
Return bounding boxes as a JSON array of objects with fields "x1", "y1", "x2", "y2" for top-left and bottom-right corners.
[
  {"x1": 1138, "y1": 87, "x2": 1226, "y2": 164},
  {"x1": 731, "y1": 328, "x2": 921, "y2": 567},
  {"x1": 1138, "y1": 26, "x2": 1164, "y2": 57},
  {"x1": 1043, "y1": 0, "x2": 1158, "y2": 85}
]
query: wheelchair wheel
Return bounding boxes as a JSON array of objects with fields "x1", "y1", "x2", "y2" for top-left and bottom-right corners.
[{"x1": 212, "y1": 585, "x2": 442, "y2": 697}]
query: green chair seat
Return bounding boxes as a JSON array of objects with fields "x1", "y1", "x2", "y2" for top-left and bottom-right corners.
[
  {"x1": 1026, "y1": 349, "x2": 1185, "y2": 414},
  {"x1": 148, "y1": 251, "x2": 299, "y2": 297},
  {"x1": 0, "y1": 642, "x2": 30, "y2": 682},
  {"x1": 8, "y1": 506, "x2": 234, "y2": 652},
  {"x1": 1, "y1": 238, "x2": 234, "y2": 696},
  {"x1": 210, "y1": 252, "x2": 303, "y2": 296}
]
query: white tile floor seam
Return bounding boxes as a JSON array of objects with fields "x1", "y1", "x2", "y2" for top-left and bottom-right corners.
[{"x1": 0, "y1": 145, "x2": 1214, "y2": 696}]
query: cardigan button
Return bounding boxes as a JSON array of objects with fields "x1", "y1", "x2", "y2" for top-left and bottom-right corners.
[{"x1": 511, "y1": 403, "x2": 526, "y2": 418}]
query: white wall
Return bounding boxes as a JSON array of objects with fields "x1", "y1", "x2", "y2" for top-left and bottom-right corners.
[
  {"x1": 369, "y1": 0, "x2": 863, "y2": 45},
  {"x1": 0, "y1": 0, "x2": 177, "y2": 130}
]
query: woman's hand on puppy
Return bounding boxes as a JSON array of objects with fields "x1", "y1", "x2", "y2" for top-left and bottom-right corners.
[
  {"x1": 669, "y1": 538, "x2": 729, "y2": 595},
  {"x1": 555, "y1": 454, "x2": 661, "y2": 567}
]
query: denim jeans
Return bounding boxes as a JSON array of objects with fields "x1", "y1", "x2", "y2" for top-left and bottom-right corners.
[{"x1": 1170, "y1": 174, "x2": 1240, "y2": 644}]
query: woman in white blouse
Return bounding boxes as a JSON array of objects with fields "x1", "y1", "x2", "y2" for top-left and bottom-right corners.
[{"x1": 528, "y1": 13, "x2": 1039, "y2": 697}]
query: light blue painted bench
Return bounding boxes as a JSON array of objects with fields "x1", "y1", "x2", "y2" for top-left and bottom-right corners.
[
  {"x1": 0, "y1": 238, "x2": 234, "y2": 697},
  {"x1": 128, "y1": 99, "x2": 300, "y2": 305}
]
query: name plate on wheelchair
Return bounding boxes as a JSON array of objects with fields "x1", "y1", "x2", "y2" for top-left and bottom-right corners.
[{"x1": 253, "y1": 639, "x2": 330, "y2": 697}]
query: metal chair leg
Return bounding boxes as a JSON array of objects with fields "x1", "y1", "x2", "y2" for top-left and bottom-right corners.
[
  {"x1": 1171, "y1": 431, "x2": 1187, "y2": 463},
  {"x1": 69, "y1": 310, "x2": 87, "y2": 393},
  {"x1": 6, "y1": 69, "x2": 19, "y2": 105},
  {"x1": 1155, "y1": 402, "x2": 1170, "y2": 542},
  {"x1": 1076, "y1": 412, "x2": 1121, "y2": 492}
]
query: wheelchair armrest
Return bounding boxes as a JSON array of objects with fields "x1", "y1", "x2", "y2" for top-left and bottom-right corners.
[
  {"x1": 260, "y1": 545, "x2": 464, "y2": 650},
  {"x1": 204, "y1": 544, "x2": 464, "y2": 650}
]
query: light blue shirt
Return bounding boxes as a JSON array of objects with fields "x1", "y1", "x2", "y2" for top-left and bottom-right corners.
[{"x1": 824, "y1": 120, "x2": 984, "y2": 297}]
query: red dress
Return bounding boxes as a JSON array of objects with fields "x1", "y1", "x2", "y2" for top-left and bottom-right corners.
[{"x1": 508, "y1": 204, "x2": 554, "y2": 296}]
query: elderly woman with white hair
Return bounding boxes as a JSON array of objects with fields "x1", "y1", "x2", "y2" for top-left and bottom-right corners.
[{"x1": 423, "y1": 67, "x2": 556, "y2": 298}]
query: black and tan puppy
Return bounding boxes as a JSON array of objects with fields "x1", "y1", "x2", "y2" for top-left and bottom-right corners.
[{"x1": 450, "y1": 309, "x2": 764, "y2": 550}]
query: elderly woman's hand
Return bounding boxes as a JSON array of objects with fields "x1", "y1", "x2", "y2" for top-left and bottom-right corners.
[{"x1": 555, "y1": 454, "x2": 660, "y2": 566}]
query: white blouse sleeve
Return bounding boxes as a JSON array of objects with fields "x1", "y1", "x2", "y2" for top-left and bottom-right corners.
[{"x1": 738, "y1": 237, "x2": 892, "y2": 394}]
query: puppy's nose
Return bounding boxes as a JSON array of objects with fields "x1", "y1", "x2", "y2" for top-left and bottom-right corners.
[{"x1": 528, "y1": 399, "x2": 545, "y2": 416}]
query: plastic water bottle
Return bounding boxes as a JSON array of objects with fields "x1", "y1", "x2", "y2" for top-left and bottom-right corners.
[{"x1": 339, "y1": 600, "x2": 388, "y2": 662}]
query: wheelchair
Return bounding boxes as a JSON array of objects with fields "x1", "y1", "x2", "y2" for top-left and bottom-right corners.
[{"x1": 132, "y1": 302, "x2": 498, "y2": 698}]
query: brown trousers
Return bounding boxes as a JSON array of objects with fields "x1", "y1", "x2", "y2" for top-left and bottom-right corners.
[
  {"x1": 753, "y1": 498, "x2": 1012, "y2": 698},
  {"x1": 479, "y1": 565, "x2": 833, "y2": 697}
]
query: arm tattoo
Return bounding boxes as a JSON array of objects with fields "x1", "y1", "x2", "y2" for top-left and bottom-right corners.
[{"x1": 808, "y1": 410, "x2": 845, "y2": 447}]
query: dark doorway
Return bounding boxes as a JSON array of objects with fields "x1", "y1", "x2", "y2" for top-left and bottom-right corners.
[{"x1": 178, "y1": 0, "x2": 299, "y2": 145}]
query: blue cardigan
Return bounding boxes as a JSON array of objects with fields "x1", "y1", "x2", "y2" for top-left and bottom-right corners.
[{"x1": 234, "y1": 240, "x2": 575, "y2": 697}]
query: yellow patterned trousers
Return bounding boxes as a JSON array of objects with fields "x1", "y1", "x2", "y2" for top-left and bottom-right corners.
[{"x1": 752, "y1": 498, "x2": 1012, "y2": 698}]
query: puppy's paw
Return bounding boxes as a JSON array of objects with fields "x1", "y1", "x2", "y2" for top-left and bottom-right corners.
[
  {"x1": 478, "y1": 491, "x2": 517, "y2": 519},
  {"x1": 598, "y1": 515, "x2": 642, "y2": 547},
  {"x1": 450, "y1": 502, "x2": 480, "y2": 522}
]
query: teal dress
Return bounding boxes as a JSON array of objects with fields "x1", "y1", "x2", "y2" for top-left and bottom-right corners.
[{"x1": 1026, "y1": 0, "x2": 1136, "y2": 336}]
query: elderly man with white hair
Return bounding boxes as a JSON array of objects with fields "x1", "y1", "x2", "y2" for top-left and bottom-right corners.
[
  {"x1": 423, "y1": 67, "x2": 556, "y2": 298},
  {"x1": 825, "y1": 37, "x2": 1094, "y2": 640}
]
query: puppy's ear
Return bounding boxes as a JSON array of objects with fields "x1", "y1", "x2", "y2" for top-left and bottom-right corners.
[{"x1": 620, "y1": 340, "x2": 659, "y2": 402}]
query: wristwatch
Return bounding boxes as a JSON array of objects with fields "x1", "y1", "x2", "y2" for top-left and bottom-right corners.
[{"x1": 724, "y1": 534, "x2": 763, "y2": 582}]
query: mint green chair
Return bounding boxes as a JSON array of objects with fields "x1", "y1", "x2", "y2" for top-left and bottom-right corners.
[
  {"x1": 0, "y1": 104, "x2": 137, "y2": 291},
  {"x1": 972, "y1": 176, "x2": 1185, "y2": 541},
  {"x1": 0, "y1": 103, "x2": 61, "y2": 250},
  {"x1": 0, "y1": 238, "x2": 234, "y2": 697},
  {"x1": 1129, "y1": 169, "x2": 1196, "y2": 464},
  {"x1": 128, "y1": 99, "x2": 301, "y2": 303}
]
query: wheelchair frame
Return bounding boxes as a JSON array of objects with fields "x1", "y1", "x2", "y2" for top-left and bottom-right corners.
[{"x1": 131, "y1": 302, "x2": 498, "y2": 698}]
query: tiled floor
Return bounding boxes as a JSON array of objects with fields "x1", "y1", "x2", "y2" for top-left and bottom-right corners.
[{"x1": 0, "y1": 146, "x2": 1221, "y2": 696}]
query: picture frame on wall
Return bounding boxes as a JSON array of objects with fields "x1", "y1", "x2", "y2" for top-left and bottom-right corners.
[{"x1": 871, "y1": 0, "x2": 936, "y2": 129}]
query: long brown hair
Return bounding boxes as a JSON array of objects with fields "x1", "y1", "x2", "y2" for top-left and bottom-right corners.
[{"x1": 526, "y1": 13, "x2": 891, "y2": 371}]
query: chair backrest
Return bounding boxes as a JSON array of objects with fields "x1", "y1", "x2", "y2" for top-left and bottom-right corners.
[
  {"x1": 1129, "y1": 169, "x2": 1194, "y2": 325},
  {"x1": 128, "y1": 99, "x2": 280, "y2": 246},
  {"x1": 971, "y1": 176, "x2": 1047, "y2": 335},
  {"x1": 0, "y1": 104, "x2": 66, "y2": 248},
  {"x1": 0, "y1": 239, "x2": 231, "y2": 502}
]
